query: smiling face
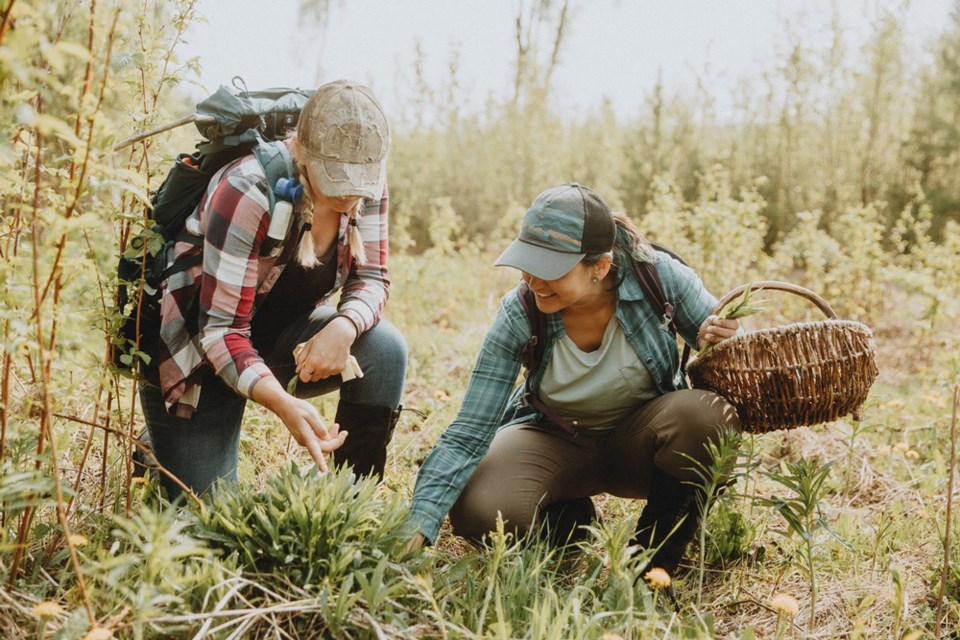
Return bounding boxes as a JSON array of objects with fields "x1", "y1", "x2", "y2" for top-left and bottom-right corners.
[{"x1": 522, "y1": 255, "x2": 613, "y2": 315}]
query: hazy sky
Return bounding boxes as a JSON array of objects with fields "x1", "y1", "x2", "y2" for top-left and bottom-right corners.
[{"x1": 178, "y1": 0, "x2": 954, "y2": 121}]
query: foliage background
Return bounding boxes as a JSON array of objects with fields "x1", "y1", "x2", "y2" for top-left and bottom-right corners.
[{"x1": 0, "y1": 0, "x2": 959, "y2": 637}]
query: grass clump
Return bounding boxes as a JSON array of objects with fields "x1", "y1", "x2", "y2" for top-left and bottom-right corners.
[{"x1": 191, "y1": 464, "x2": 410, "y2": 587}]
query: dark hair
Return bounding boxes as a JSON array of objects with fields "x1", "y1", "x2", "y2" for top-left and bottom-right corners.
[{"x1": 583, "y1": 211, "x2": 654, "y2": 282}]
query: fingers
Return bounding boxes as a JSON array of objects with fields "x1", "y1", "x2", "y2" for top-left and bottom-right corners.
[
  {"x1": 700, "y1": 315, "x2": 740, "y2": 345},
  {"x1": 299, "y1": 425, "x2": 346, "y2": 472},
  {"x1": 296, "y1": 354, "x2": 342, "y2": 382},
  {"x1": 303, "y1": 435, "x2": 329, "y2": 473},
  {"x1": 303, "y1": 408, "x2": 330, "y2": 441},
  {"x1": 299, "y1": 411, "x2": 348, "y2": 470},
  {"x1": 320, "y1": 429, "x2": 348, "y2": 452}
]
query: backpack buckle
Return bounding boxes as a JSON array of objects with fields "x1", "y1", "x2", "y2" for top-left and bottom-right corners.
[
  {"x1": 659, "y1": 302, "x2": 675, "y2": 331},
  {"x1": 514, "y1": 393, "x2": 530, "y2": 410}
]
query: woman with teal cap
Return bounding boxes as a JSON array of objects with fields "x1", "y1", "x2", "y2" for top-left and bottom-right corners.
[{"x1": 406, "y1": 183, "x2": 740, "y2": 577}]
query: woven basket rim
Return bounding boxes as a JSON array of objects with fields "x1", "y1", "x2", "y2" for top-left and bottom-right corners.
[{"x1": 688, "y1": 318, "x2": 875, "y2": 372}]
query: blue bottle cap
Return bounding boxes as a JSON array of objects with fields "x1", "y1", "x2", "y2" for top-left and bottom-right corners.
[{"x1": 275, "y1": 177, "x2": 304, "y2": 204}]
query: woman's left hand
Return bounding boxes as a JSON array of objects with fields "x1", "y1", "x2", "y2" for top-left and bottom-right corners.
[
  {"x1": 697, "y1": 315, "x2": 739, "y2": 350},
  {"x1": 296, "y1": 316, "x2": 359, "y2": 382}
]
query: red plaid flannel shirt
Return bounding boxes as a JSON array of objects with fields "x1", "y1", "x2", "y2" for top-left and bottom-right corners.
[{"x1": 156, "y1": 144, "x2": 390, "y2": 417}]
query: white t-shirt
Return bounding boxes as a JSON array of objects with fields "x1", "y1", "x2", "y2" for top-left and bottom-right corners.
[{"x1": 539, "y1": 315, "x2": 659, "y2": 430}]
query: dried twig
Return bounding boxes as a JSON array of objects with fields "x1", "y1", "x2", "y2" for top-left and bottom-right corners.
[{"x1": 52, "y1": 412, "x2": 202, "y2": 509}]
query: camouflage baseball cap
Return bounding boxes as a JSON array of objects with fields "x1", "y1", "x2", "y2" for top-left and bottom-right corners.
[
  {"x1": 495, "y1": 183, "x2": 616, "y2": 280},
  {"x1": 297, "y1": 80, "x2": 390, "y2": 199}
]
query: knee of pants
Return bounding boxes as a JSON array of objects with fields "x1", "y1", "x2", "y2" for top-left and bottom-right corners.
[
  {"x1": 657, "y1": 391, "x2": 741, "y2": 479},
  {"x1": 361, "y1": 319, "x2": 408, "y2": 372},
  {"x1": 450, "y1": 487, "x2": 540, "y2": 543},
  {"x1": 139, "y1": 380, "x2": 244, "y2": 498},
  {"x1": 345, "y1": 319, "x2": 408, "y2": 406}
]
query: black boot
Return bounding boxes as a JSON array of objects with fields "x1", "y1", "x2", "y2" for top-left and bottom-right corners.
[
  {"x1": 540, "y1": 496, "x2": 600, "y2": 546},
  {"x1": 632, "y1": 468, "x2": 704, "y2": 575},
  {"x1": 331, "y1": 401, "x2": 401, "y2": 480}
]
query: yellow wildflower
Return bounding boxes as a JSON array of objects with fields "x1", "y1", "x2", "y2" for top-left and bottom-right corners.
[
  {"x1": 130, "y1": 476, "x2": 148, "y2": 485},
  {"x1": 83, "y1": 627, "x2": 114, "y2": 640},
  {"x1": 33, "y1": 601, "x2": 63, "y2": 618},
  {"x1": 770, "y1": 593, "x2": 800, "y2": 618},
  {"x1": 905, "y1": 450, "x2": 920, "y2": 460},
  {"x1": 644, "y1": 567, "x2": 671, "y2": 589},
  {"x1": 67, "y1": 534, "x2": 89, "y2": 547},
  {"x1": 893, "y1": 442, "x2": 909, "y2": 453}
]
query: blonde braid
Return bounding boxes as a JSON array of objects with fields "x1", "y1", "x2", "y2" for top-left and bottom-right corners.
[
  {"x1": 295, "y1": 168, "x2": 320, "y2": 268},
  {"x1": 347, "y1": 200, "x2": 367, "y2": 266}
]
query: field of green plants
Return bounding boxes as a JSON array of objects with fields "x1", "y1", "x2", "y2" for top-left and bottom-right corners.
[{"x1": 2, "y1": 1, "x2": 960, "y2": 638}]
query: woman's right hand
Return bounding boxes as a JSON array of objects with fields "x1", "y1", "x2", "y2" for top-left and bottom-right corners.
[
  {"x1": 252, "y1": 377, "x2": 348, "y2": 471},
  {"x1": 276, "y1": 396, "x2": 348, "y2": 472}
]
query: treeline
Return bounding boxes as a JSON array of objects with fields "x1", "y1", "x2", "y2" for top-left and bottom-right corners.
[{"x1": 387, "y1": 2, "x2": 960, "y2": 253}]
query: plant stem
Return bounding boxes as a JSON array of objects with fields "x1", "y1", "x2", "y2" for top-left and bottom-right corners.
[
  {"x1": 806, "y1": 514, "x2": 817, "y2": 633},
  {"x1": 0, "y1": 0, "x2": 16, "y2": 49},
  {"x1": 934, "y1": 384, "x2": 960, "y2": 637}
]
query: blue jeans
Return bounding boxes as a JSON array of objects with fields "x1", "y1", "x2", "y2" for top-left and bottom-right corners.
[{"x1": 139, "y1": 306, "x2": 407, "y2": 498}]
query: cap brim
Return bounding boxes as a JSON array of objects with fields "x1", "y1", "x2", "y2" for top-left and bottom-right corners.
[
  {"x1": 494, "y1": 239, "x2": 585, "y2": 280},
  {"x1": 306, "y1": 156, "x2": 386, "y2": 200}
]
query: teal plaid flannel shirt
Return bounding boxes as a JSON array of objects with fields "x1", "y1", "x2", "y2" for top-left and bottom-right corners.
[{"x1": 407, "y1": 251, "x2": 718, "y2": 542}]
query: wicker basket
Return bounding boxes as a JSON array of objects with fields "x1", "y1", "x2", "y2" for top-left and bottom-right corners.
[{"x1": 686, "y1": 281, "x2": 878, "y2": 434}]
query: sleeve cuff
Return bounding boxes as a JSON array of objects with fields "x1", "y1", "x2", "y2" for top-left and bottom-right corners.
[
  {"x1": 237, "y1": 363, "x2": 273, "y2": 398},
  {"x1": 336, "y1": 307, "x2": 365, "y2": 337},
  {"x1": 406, "y1": 507, "x2": 442, "y2": 544}
]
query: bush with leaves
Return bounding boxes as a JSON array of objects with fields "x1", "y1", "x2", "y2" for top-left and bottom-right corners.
[
  {"x1": 641, "y1": 166, "x2": 769, "y2": 294},
  {"x1": 190, "y1": 464, "x2": 410, "y2": 587},
  {"x1": 83, "y1": 507, "x2": 235, "y2": 638}
]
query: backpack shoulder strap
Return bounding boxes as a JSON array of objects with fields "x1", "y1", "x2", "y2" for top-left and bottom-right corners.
[
  {"x1": 251, "y1": 138, "x2": 295, "y2": 214},
  {"x1": 631, "y1": 259, "x2": 676, "y2": 334},
  {"x1": 515, "y1": 281, "x2": 579, "y2": 437},
  {"x1": 516, "y1": 280, "x2": 546, "y2": 374},
  {"x1": 632, "y1": 243, "x2": 698, "y2": 374}
]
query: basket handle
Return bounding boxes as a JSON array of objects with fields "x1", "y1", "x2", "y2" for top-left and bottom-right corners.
[{"x1": 713, "y1": 280, "x2": 837, "y2": 319}]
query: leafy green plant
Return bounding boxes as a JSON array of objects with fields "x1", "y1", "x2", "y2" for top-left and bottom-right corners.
[
  {"x1": 762, "y1": 457, "x2": 849, "y2": 632},
  {"x1": 84, "y1": 507, "x2": 234, "y2": 638},
  {"x1": 704, "y1": 499, "x2": 757, "y2": 567},
  {"x1": 679, "y1": 426, "x2": 753, "y2": 605},
  {"x1": 191, "y1": 464, "x2": 410, "y2": 587},
  {"x1": 719, "y1": 285, "x2": 770, "y2": 321}
]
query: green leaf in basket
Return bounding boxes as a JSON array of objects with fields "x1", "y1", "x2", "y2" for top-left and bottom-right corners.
[
  {"x1": 286, "y1": 376, "x2": 298, "y2": 395},
  {"x1": 720, "y1": 284, "x2": 769, "y2": 320},
  {"x1": 699, "y1": 284, "x2": 770, "y2": 353}
]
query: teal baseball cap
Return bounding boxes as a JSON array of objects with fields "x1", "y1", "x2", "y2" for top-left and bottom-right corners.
[{"x1": 495, "y1": 183, "x2": 616, "y2": 280}]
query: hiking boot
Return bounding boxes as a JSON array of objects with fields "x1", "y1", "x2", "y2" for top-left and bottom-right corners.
[
  {"x1": 540, "y1": 496, "x2": 600, "y2": 546},
  {"x1": 331, "y1": 401, "x2": 401, "y2": 480},
  {"x1": 632, "y1": 467, "x2": 704, "y2": 576}
]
